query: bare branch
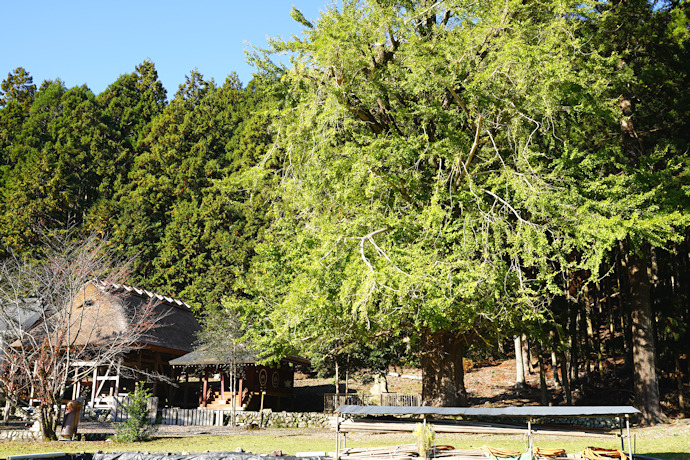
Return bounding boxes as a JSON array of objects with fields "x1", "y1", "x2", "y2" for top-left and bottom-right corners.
[{"x1": 0, "y1": 233, "x2": 164, "y2": 439}]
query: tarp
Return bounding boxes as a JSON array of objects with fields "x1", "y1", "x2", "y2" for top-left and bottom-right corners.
[
  {"x1": 8, "y1": 454, "x2": 328, "y2": 460},
  {"x1": 93, "y1": 453, "x2": 327, "y2": 460}
]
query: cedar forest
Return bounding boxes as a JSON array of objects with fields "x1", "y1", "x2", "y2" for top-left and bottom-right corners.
[{"x1": 0, "y1": 0, "x2": 688, "y2": 425}]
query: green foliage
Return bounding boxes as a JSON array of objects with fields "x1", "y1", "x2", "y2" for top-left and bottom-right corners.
[
  {"x1": 290, "y1": 7, "x2": 314, "y2": 29},
  {"x1": 115, "y1": 383, "x2": 157, "y2": 443},
  {"x1": 110, "y1": 72, "x2": 276, "y2": 312},
  {"x1": 309, "y1": 332, "x2": 414, "y2": 378},
  {"x1": 0, "y1": 61, "x2": 277, "y2": 314},
  {"x1": 95, "y1": 60, "x2": 167, "y2": 198},
  {"x1": 234, "y1": 1, "x2": 690, "y2": 406},
  {"x1": 0, "y1": 80, "x2": 113, "y2": 253},
  {"x1": 0, "y1": 1, "x2": 688, "y2": 412},
  {"x1": 195, "y1": 306, "x2": 256, "y2": 364},
  {"x1": 0, "y1": 68, "x2": 36, "y2": 187},
  {"x1": 241, "y1": 0, "x2": 613, "y2": 371}
]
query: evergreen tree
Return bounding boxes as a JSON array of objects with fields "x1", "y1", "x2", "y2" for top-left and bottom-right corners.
[
  {"x1": 550, "y1": 0, "x2": 690, "y2": 422},
  {"x1": 111, "y1": 72, "x2": 274, "y2": 313},
  {"x1": 96, "y1": 60, "x2": 167, "y2": 194},
  {"x1": 0, "y1": 67, "x2": 36, "y2": 189},
  {"x1": 0, "y1": 81, "x2": 112, "y2": 253}
]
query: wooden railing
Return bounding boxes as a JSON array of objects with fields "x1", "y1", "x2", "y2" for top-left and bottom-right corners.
[
  {"x1": 324, "y1": 393, "x2": 421, "y2": 412},
  {"x1": 109, "y1": 395, "x2": 159, "y2": 423},
  {"x1": 157, "y1": 407, "x2": 230, "y2": 426},
  {"x1": 111, "y1": 399, "x2": 231, "y2": 426}
]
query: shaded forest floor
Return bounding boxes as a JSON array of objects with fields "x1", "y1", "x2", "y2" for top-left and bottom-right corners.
[{"x1": 294, "y1": 358, "x2": 688, "y2": 420}]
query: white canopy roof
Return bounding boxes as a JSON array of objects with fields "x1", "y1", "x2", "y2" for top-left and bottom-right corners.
[{"x1": 335, "y1": 405, "x2": 640, "y2": 417}]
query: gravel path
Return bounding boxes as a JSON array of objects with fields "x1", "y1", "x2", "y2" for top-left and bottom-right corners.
[{"x1": 77, "y1": 421, "x2": 329, "y2": 438}]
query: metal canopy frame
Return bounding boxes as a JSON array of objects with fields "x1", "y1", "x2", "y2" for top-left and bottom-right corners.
[{"x1": 333, "y1": 405, "x2": 640, "y2": 460}]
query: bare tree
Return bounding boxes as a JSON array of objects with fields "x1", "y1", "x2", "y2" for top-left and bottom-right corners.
[
  {"x1": 0, "y1": 233, "x2": 162, "y2": 440},
  {"x1": 195, "y1": 307, "x2": 255, "y2": 426}
]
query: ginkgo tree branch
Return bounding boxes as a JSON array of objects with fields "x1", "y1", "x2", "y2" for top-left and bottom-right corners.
[
  {"x1": 341, "y1": 227, "x2": 412, "y2": 277},
  {"x1": 344, "y1": 227, "x2": 390, "y2": 272}
]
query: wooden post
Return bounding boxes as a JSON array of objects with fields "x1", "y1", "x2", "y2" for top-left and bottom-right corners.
[
  {"x1": 419, "y1": 414, "x2": 429, "y2": 458},
  {"x1": 168, "y1": 366, "x2": 176, "y2": 406},
  {"x1": 115, "y1": 360, "x2": 121, "y2": 398},
  {"x1": 73, "y1": 380, "x2": 81, "y2": 401},
  {"x1": 153, "y1": 352, "x2": 161, "y2": 397},
  {"x1": 183, "y1": 373, "x2": 189, "y2": 408},
  {"x1": 220, "y1": 371, "x2": 226, "y2": 401},
  {"x1": 202, "y1": 369, "x2": 209, "y2": 407},
  {"x1": 230, "y1": 368, "x2": 235, "y2": 427},
  {"x1": 91, "y1": 367, "x2": 98, "y2": 407}
]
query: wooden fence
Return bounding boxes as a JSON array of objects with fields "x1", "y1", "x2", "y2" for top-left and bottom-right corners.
[
  {"x1": 324, "y1": 393, "x2": 421, "y2": 412},
  {"x1": 110, "y1": 398, "x2": 233, "y2": 426},
  {"x1": 109, "y1": 393, "x2": 421, "y2": 426},
  {"x1": 109, "y1": 396, "x2": 159, "y2": 423},
  {"x1": 157, "y1": 408, "x2": 231, "y2": 426}
]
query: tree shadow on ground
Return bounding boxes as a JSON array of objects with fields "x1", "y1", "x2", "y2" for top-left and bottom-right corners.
[
  {"x1": 466, "y1": 382, "x2": 550, "y2": 407},
  {"x1": 293, "y1": 384, "x2": 332, "y2": 412}
]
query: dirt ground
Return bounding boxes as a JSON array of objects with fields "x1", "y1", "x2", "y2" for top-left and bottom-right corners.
[
  {"x1": 295, "y1": 356, "x2": 690, "y2": 414},
  {"x1": 72, "y1": 417, "x2": 690, "y2": 440},
  {"x1": 293, "y1": 358, "x2": 559, "y2": 412},
  {"x1": 75, "y1": 421, "x2": 323, "y2": 438},
  {"x1": 7, "y1": 358, "x2": 687, "y2": 439}
]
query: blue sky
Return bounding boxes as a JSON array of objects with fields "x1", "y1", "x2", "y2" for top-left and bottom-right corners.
[{"x1": 0, "y1": 0, "x2": 332, "y2": 96}]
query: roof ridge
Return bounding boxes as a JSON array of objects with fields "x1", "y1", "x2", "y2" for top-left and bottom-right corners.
[{"x1": 94, "y1": 280, "x2": 193, "y2": 311}]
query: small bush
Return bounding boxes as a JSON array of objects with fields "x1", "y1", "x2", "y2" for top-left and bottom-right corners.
[
  {"x1": 413, "y1": 422, "x2": 435, "y2": 458},
  {"x1": 115, "y1": 383, "x2": 157, "y2": 442}
]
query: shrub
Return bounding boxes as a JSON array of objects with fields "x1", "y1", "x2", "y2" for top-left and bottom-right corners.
[
  {"x1": 413, "y1": 422, "x2": 435, "y2": 458},
  {"x1": 115, "y1": 383, "x2": 157, "y2": 442}
]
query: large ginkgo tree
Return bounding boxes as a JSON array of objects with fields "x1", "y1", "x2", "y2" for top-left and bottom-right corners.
[{"x1": 239, "y1": 0, "x2": 640, "y2": 406}]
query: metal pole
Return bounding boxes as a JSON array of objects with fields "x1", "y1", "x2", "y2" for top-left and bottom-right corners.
[
  {"x1": 527, "y1": 418, "x2": 533, "y2": 459},
  {"x1": 335, "y1": 411, "x2": 340, "y2": 460},
  {"x1": 626, "y1": 414, "x2": 633, "y2": 460},
  {"x1": 420, "y1": 414, "x2": 429, "y2": 458},
  {"x1": 619, "y1": 416, "x2": 625, "y2": 452}
]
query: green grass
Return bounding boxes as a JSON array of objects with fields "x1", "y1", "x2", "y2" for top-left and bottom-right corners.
[{"x1": 1, "y1": 428, "x2": 689, "y2": 459}]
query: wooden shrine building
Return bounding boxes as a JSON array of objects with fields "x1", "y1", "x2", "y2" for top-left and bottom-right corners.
[
  {"x1": 170, "y1": 349, "x2": 309, "y2": 412},
  {"x1": 63, "y1": 281, "x2": 202, "y2": 408}
]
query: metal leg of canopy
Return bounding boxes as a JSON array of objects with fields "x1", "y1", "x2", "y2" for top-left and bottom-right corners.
[{"x1": 527, "y1": 417, "x2": 534, "y2": 459}]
